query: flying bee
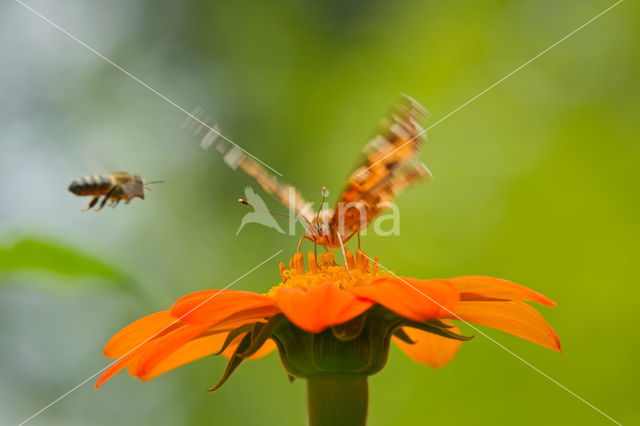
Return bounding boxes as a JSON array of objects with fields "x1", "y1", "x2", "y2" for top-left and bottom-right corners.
[{"x1": 68, "y1": 172, "x2": 162, "y2": 211}]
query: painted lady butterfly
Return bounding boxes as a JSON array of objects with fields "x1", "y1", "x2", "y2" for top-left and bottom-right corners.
[{"x1": 184, "y1": 95, "x2": 431, "y2": 249}]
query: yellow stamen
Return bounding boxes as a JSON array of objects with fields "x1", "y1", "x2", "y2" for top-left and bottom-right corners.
[
  {"x1": 268, "y1": 249, "x2": 388, "y2": 296},
  {"x1": 308, "y1": 251, "x2": 318, "y2": 274}
]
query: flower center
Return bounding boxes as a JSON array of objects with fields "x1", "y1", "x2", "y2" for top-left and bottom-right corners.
[{"x1": 268, "y1": 249, "x2": 386, "y2": 296}]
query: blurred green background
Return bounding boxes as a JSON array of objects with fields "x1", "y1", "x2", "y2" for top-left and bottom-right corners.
[{"x1": 1, "y1": 0, "x2": 638, "y2": 425}]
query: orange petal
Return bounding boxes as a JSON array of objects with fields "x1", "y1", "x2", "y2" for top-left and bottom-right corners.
[
  {"x1": 96, "y1": 319, "x2": 187, "y2": 389},
  {"x1": 138, "y1": 331, "x2": 230, "y2": 381},
  {"x1": 138, "y1": 333, "x2": 276, "y2": 381},
  {"x1": 393, "y1": 323, "x2": 463, "y2": 368},
  {"x1": 351, "y1": 277, "x2": 458, "y2": 321},
  {"x1": 449, "y1": 276, "x2": 556, "y2": 306},
  {"x1": 213, "y1": 306, "x2": 281, "y2": 327},
  {"x1": 95, "y1": 351, "x2": 139, "y2": 389},
  {"x1": 103, "y1": 310, "x2": 178, "y2": 359},
  {"x1": 275, "y1": 283, "x2": 373, "y2": 333},
  {"x1": 137, "y1": 315, "x2": 278, "y2": 381},
  {"x1": 97, "y1": 323, "x2": 205, "y2": 389},
  {"x1": 171, "y1": 290, "x2": 276, "y2": 325},
  {"x1": 133, "y1": 323, "x2": 217, "y2": 379},
  {"x1": 452, "y1": 301, "x2": 561, "y2": 352}
]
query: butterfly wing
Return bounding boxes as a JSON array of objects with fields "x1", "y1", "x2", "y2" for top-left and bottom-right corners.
[
  {"x1": 183, "y1": 111, "x2": 316, "y2": 224},
  {"x1": 329, "y1": 95, "x2": 430, "y2": 234}
]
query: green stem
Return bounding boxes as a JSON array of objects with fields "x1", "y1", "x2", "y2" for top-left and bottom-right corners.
[{"x1": 306, "y1": 375, "x2": 368, "y2": 426}]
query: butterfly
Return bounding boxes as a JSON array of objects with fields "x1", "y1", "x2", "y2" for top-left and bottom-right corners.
[{"x1": 184, "y1": 95, "x2": 431, "y2": 249}]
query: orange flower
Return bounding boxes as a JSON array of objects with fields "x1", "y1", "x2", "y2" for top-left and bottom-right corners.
[{"x1": 95, "y1": 249, "x2": 560, "y2": 389}]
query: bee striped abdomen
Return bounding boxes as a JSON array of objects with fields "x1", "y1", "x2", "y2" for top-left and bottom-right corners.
[{"x1": 68, "y1": 175, "x2": 113, "y2": 196}]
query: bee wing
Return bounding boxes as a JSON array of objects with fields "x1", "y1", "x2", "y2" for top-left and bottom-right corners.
[
  {"x1": 80, "y1": 146, "x2": 122, "y2": 175},
  {"x1": 329, "y1": 95, "x2": 429, "y2": 232},
  {"x1": 183, "y1": 109, "x2": 316, "y2": 223}
]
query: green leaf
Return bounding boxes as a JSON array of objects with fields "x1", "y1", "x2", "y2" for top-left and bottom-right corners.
[{"x1": 0, "y1": 238, "x2": 133, "y2": 291}]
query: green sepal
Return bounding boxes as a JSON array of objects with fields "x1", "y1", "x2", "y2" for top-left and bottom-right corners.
[
  {"x1": 331, "y1": 313, "x2": 367, "y2": 342},
  {"x1": 400, "y1": 320, "x2": 473, "y2": 341},
  {"x1": 428, "y1": 318, "x2": 455, "y2": 329},
  {"x1": 213, "y1": 323, "x2": 257, "y2": 356},
  {"x1": 208, "y1": 332, "x2": 253, "y2": 392},
  {"x1": 393, "y1": 327, "x2": 415, "y2": 344},
  {"x1": 271, "y1": 306, "x2": 403, "y2": 378},
  {"x1": 237, "y1": 314, "x2": 286, "y2": 358}
]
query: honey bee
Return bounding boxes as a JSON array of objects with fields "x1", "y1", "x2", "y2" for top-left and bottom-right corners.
[{"x1": 68, "y1": 172, "x2": 162, "y2": 211}]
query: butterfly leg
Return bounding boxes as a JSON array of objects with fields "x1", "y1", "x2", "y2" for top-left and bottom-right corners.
[
  {"x1": 336, "y1": 232, "x2": 349, "y2": 273},
  {"x1": 82, "y1": 196, "x2": 99, "y2": 212},
  {"x1": 296, "y1": 235, "x2": 313, "y2": 253},
  {"x1": 357, "y1": 231, "x2": 361, "y2": 250}
]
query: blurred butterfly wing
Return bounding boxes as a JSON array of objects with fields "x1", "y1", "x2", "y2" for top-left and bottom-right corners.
[
  {"x1": 183, "y1": 110, "x2": 316, "y2": 224},
  {"x1": 386, "y1": 160, "x2": 432, "y2": 195},
  {"x1": 234, "y1": 152, "x2": 315, "y2": 223},
  {"x1": 330, "y1": 95, "x2": 430, "y2": 233}
]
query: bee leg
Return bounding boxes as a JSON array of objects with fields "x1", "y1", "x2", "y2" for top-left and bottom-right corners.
[
  {"x1": 82, "y1": 197, "x2": 99, "y2": 212},
  {"x1": 95, "y1": 188, "x2": 116, "y2": 212},
  {"x1": 110, "y1": 199, "x2": 121, "y2": 208},
  {"x1": 94, "y1": 197, "x2": 107, "y2": 212}
]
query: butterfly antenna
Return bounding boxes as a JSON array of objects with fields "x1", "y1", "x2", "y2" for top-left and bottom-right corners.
[
  {"x1": 314, "y1": 186, "x2": 329, "y2": 223},
  {"x1": 238, "y1": 199, "x2": 298, "y2": 220}
]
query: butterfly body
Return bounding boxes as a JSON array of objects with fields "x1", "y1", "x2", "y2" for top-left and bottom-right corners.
[{"x1": 304, "y1": 210, "x2": 350, "y2": 248}]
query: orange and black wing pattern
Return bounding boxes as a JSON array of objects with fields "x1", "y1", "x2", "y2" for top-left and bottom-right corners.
[{"x1": 329, "y1": 95, "x2": 431, "y2": 234}]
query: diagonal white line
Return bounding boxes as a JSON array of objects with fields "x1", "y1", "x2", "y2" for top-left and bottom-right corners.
[
  {"x1": 13, "y1": 0, "x2": 284, "y2": 177},
  {"x1": 17, "y1": 249, "x2": 283, "y2": 426},
  {"x1": 358, "y1": 252, "x2": 622, "y2": 425},
  {"x1": 359, "y1": 0, "x2": 624, "y2": 176}
]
